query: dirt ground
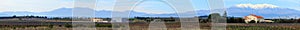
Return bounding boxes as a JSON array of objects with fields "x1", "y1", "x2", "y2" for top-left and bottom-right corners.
[{"x1": 0, "y1": 23, "x2": 299, "y2": 30}]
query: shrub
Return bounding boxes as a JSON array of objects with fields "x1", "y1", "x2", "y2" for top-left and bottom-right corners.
[
  {"x1": 95, "y1": 24, "x2": 112, "y2": 27},
  {"x1": 64, "y1": 24, "x2": 72, "y2": 28},
  {"x1": 227, "y1": 26, "x2": 295, "y2": 30}
]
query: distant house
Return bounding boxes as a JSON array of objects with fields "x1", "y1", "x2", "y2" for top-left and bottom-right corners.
[
  {"x1": 90, "y1": 18, "x2": 110, "y2": 22},
  {"x1": 244, "y1": 14, "x2": 274, "y2": 23}
]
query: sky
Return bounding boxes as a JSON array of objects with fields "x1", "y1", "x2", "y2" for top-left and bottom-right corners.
[
  {"x1": 0, "y1": 0, "x2": 73, "y2": 12},
  {"x1": 0, "y1": 0, "x2": 299, "y2": 17},
  {"x1": 224, "y1": 0, "x2": 300, "y2": 10}
]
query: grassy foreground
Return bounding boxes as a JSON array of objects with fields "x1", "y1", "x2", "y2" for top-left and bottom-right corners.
[{"x1": 0, "y1": 23, "x2": 299, "y2": 30}]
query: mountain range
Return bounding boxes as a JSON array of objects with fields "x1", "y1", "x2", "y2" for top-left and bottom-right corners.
[{"x1": 0, "y1": 7, "x2": 299, "y2": 18}]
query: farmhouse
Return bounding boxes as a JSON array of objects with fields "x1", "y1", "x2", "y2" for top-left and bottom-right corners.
[
  {"x1": 244, "y1": 14, "x2": 274, "y2": 23},
  {"x1": 90, "y1": 18, "x2": 110, "y2": 22}
]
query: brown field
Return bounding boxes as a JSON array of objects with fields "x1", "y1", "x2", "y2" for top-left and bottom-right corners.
[{"x1": 0, "y1": 23, "x2": 299, "y2": 30}]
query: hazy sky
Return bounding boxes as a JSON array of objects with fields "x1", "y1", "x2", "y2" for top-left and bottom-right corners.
[{"x1": 0, "y1": 0, "x2": 299, "y2": 14}]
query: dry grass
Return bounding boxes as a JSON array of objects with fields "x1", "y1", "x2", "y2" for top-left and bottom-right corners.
[{"x1": 0, "y1": 23, "x2": 299, "y2": 30}]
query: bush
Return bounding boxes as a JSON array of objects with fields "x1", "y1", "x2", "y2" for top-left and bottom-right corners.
[
  {"x1": 64, "y1": 24, "x2": 72, "y2": 28},
  {"x1": 95, "y1": 24, "x2": 112, "y2": 27},
  {"x1": 227, "y1": 26, "x2": 295, "y2": 30}
]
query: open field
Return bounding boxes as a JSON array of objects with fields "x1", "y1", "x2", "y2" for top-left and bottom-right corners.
[{"x1": 0, "y1": 22, "x2": 299, "y2": 30}]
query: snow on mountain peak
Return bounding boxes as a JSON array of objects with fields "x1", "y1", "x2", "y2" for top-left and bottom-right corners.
[{"x1": 235, "y1": 4, "x2": 278, "y2": 9}]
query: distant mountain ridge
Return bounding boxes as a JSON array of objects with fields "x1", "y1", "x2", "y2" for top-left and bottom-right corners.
[
  {"x1": 227, "y1": 7, "x2": 300, "y2": 18},
  {"x1": 0, "y1": 7, "x2": 299, "y2": 18}
]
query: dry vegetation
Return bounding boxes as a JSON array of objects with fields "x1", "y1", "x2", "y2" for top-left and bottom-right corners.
[{"x1": 0, "y1": 23, "x2": 299, "y2": 30}]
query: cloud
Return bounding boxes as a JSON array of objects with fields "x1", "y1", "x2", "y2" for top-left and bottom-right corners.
[
  {"x1": 235, "y1": 4, "x2": 279, "y2": 9},
  {"x1": 0, "y1": 0, "x2": 73, "y2": 13}
]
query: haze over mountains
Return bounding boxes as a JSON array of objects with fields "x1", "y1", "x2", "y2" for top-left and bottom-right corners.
[{"x1": 0, "y1": 7, "x2": 299, "y2": 18}]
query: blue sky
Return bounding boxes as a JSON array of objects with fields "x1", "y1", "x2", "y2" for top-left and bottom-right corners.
[
  {"x1": 224, "y1": 0, "x2": 300, "y2": 10},
  {"x1": 0, "y1": 0, "x2": 299, "y2": 13},
  {"x1": 0, "y1": 0, "x2": 299, "y2": 17}
]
